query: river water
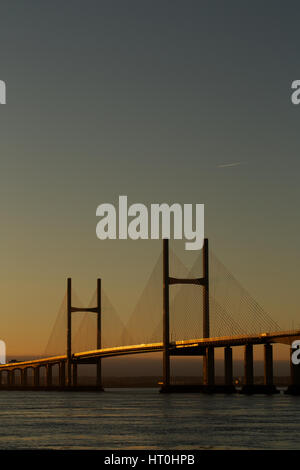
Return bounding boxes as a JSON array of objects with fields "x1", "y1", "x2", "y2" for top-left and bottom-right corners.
[{"x1": 0, "y1": 388, "x2": 299, "y2": 449}]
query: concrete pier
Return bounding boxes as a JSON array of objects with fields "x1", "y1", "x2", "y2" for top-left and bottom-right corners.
[
  {"x1": 96, "y1": 360, "x2": 103, "y2": 390},
  {"x1": 0, "y1": 360, "x2": 102, "y2": 392},
  {"x1": 21, "y1": 368, "x2": 27, "y2": 386},
  {"x1": 262, "y1": 343, "x2": 279, "y2": 394},
  {"x1": 244, "y1": 344, "x2": 254, "y2": 386},
  {"x1": 46, "y1": 364, "x2": 52, "y2": 387},
  {"x1": 34, "y1": 367, "x2": 40, "y2": 387},
  {"x1": 10, "y1": 370, "x2": 15, "y2": 386},
  {"x1": 72, "y1": 363, "x2": 77, "y2": 386},
  {"x1": 203, "y1": 346, "x2": 215, "y2": 386},
  {"x1": 225, "y1": 346, "x2": 233, "y2": 386},
  {"x1": 264, "y1": 344, "x2": 273, "y2": 386},
  {"x1": 240, "y1": 344, "x2": 254, "y2": 394},
  {"x1": 222, "y1": 346, "x2": 236, "y2": 393},
  {"x1": 240, "y1": 343, "x2": 278, "y2": 394},
  {"x1": 59, "y1": 362, "x2": 66, "y2": 387}
]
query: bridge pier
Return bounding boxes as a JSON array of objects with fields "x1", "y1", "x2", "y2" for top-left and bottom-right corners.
[
  {"x1": 240, "y1": 344, "x2": 254, "y2": 394},
  {"x1": 225, "y1": 346, "x2": 233, "y2": 385},
  {"x1": 21, "y1": 368, "x2": 28, "y2": 386},
  {"x1": 72, "y1": 363, "x2": 77, "y2": 386},
  {"x1": 10, "y1": 370, "x2": 15, "y2": 386},
  {"x1": 59, "y1": 362, "x2": 66, "y2": 387},
  {"x1": 34, "y1": 367, "x2": 40, "y2": 387},
  {"x1": 203, "y1": 346, "x2": 215, "y2": 386},
  {"x1": 202, "y1": 346, "x2": 234, "y2": 393},
  {"x1": 264, "y1": 344, "x2": 273, "y2": 386},
  {"x1": 223, "y1": 346, "x2": 236, "y2": 392},
  {"x1": 240, "y1": 343, "x2": 278, "y2": 394},
  {"x1": 262, "y1": 344, "x2": 278, "y2": 394},
  {"x1": 67, "y1": 362, "x2": 72, "y2": 387},
  {"x1": 46, "y1": 364, "x2": 52, "y2": 387},
  {"x1": 263, "y1": 344, "x2": 278, "y2": 393},
  {"x1": 244, "y1": 344, "x2": 254, "y2": 386},
  {"x1": 96, "y1": 360, "x2": 103, "y2": 390}
]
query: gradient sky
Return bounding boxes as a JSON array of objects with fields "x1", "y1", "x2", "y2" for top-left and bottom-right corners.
[{"x1": 1, "y1": 1, "x2": 300, "y2": 356}]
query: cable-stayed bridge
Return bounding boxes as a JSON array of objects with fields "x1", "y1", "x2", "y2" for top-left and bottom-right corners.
[{"x1": 1, "y1": 239, "x2": 299, "y2": 394}]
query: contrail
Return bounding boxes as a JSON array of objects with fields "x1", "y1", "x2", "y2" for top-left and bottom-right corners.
[{"x1": 217, "y1": 162, "x2": 243, "y2": 168}]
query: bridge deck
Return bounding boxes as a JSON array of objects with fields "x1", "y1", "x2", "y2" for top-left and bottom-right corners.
[{"x1": 1, "y1": 330, "x2": 299, "y2": 370}]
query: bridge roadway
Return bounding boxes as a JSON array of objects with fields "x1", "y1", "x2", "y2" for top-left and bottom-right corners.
[{"x1": 1, "y1": 329, "x2": 299, "y2": 370}]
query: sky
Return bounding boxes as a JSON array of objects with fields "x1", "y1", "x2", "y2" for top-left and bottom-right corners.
[{"x1": 1, "y1": 1, "x2": 300, "y2": 359}]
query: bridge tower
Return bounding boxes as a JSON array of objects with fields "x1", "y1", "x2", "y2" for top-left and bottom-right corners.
[
  {"x1": 162, "y1": 238, "x2": 210, "y2": 391},
  {"x1": 67, "y1": 278, "x2": 102, "y2": 388}
]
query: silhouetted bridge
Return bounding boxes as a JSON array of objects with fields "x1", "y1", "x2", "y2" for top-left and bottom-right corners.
[{"x1": 1, "y1": 240, "x2": 300, "y2": 394}]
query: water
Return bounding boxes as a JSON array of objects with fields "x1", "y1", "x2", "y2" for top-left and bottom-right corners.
[{"x1": 0, "y1": 389, "x2": 299, "y2": 449}]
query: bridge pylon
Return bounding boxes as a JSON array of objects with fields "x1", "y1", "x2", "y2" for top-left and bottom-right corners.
[
  {"x1": 161, "y1": 238, "x2": 210, "y2": 392},
  {"x1": 67, "y1": 278, "x2": 102, "y2": 388}
]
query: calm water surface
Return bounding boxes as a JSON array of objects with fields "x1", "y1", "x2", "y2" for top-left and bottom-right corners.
[{"x1": 0, "y1": 388, "x2": 299, "y2": 449}]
